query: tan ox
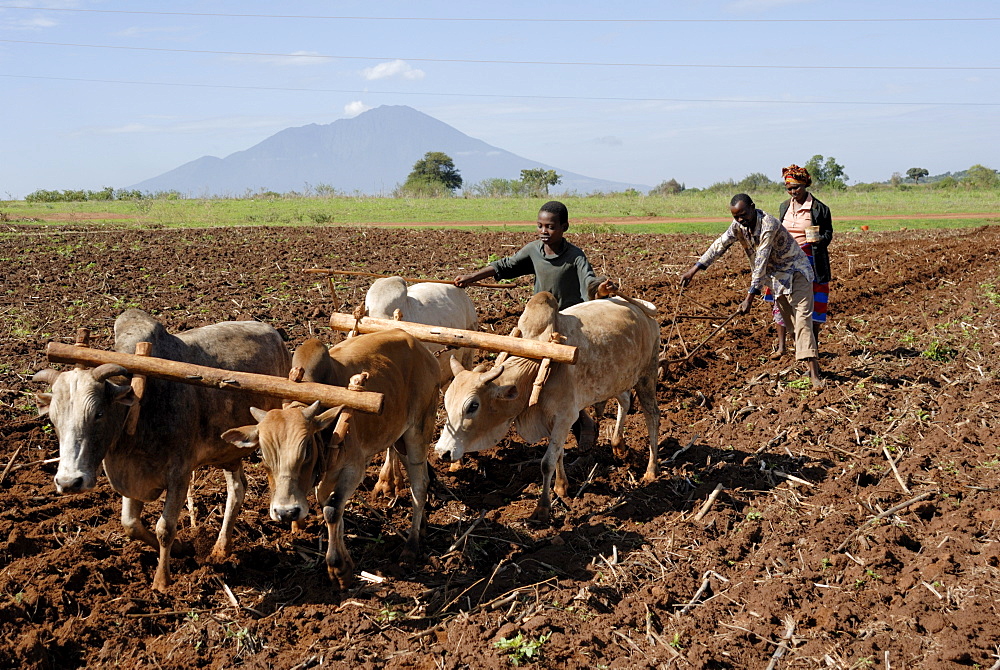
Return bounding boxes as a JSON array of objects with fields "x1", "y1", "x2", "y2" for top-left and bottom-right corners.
[
  {"x1": 222, "y1": 330, "x2": 439, "y2": 588},
  {"x1": 435, "y1": 292, "x2": 660, "y2": 522}
]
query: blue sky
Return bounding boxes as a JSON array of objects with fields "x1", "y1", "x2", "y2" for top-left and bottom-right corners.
[{"x1": 1, "y1": 1, "x2": 998, "y2": 198}]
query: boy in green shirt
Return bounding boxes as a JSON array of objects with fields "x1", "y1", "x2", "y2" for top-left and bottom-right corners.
[
  {"x1": 454, "y1": 200, "x2": 616, "y2": 449},
  {"x1": 454, "y1": 200, "x2": 616, "y2": 307}
]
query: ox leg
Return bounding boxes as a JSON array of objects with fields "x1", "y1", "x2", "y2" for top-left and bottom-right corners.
[
  {"x1": 610, "y1": 391, "x2": 632, "y2": 460},
  {"x1": 591, "y1": 400, "x2": 607, "y2": 449},
  {"x1": 399, "y1": 405, "x2": 434, "y2": 560},
  {"x1": 209, "y1": 462, "x2": 246, "y2": 562},
  {"x1": 321, "y1": 457, "x2": 366, "y2": 590},
  {"x1": 152, "y1": 475, "x2": 190, "y2": 592},
  {"x1": 121, "y1": 497, "x2": 158, "y2": 550},
  {"x1": 635, "y1": 375, "x2": 661, "y2": 483},
  {"x1": 532, "y1": 419, "x2": 574, "y2": 524}
]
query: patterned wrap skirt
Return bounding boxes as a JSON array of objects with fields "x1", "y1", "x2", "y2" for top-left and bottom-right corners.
[{"x1": 764, "y1": 243, "x2": 829, "y2": 325}]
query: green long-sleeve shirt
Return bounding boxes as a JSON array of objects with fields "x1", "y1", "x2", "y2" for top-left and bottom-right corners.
[{"x1": 490, "y1": 240, "x2": 600, "y2": 309}]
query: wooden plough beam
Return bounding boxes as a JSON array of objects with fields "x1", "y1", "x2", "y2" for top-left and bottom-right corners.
[
  {"x1": 327, "y1": 312, "x2": 578, "y2": 365},
  {"x1": 45, "y1": 342, "x2": 384, "y2": 415},
  {"x1": 303, "y1": 268, "x2": 514, "y2": 290}
]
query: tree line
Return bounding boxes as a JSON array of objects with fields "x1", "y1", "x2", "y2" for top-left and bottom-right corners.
[{"x1": 15, "y1": 152, "x2": 1000, "y2": 203}]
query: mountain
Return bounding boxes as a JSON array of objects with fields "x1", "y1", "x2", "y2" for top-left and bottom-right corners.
[{"x1": 130, "y1": 105, "x2": 647, "y2": 197}]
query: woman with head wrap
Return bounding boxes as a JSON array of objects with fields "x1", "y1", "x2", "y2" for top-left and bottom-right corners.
[{"x1": 768, "y1": 164, "x2": 833, "y2": 357}]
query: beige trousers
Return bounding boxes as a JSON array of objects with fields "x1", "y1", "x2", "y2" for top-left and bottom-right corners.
[{"x1": 775, "y1": 272, "x2": 819, "y2": 360}]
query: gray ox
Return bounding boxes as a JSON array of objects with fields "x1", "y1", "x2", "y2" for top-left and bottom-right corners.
[
  {"x1": 33, "y1": 309, "x2": 290, "y2": 591},
  {"x1": 222, "y1": 330, "x2": 439, "y2": 589},
  {"x1": 435, "y1": 292, "x2": 661, "y2": 522}
]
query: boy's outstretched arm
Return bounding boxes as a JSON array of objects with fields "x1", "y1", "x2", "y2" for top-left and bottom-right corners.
[{"x1": 454, "y1": 266, "x2": 496, "y2": 288}]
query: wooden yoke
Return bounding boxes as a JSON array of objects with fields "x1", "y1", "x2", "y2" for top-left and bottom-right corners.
[
  {"x1": 494, "y1": 327, "x2": 521, "y2": 367},
  {"x1": 329, "y1": 313, "x2": 577, "y2": 365},
  {"x1": 124, "y1": 341, "x2": 151, "y2": 435},
  {"x1": 330, "y1": 372, "x2": 368, "y2": 446},
  {"x1": 46, "y1": 342, "x2": 384, "y2": 414},
  {"x1": 528, "y1": 332, "x2": 566, "y2": 407}
]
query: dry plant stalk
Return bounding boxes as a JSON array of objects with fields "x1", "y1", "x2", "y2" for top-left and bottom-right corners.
[{"x1": 693, "y1": 483, "x2": 725, "y2": 522}]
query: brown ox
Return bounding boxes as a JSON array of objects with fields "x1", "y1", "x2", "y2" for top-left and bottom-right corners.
[
  {"x1": 33, "y1": 309, "x2": 290, "y2": 591},
  {"x1": 434, "y1": 292, "x2": 661, "y2": 522},
  {"x1": 222, "y1": 330, "x2": 439, "y2": 588}
]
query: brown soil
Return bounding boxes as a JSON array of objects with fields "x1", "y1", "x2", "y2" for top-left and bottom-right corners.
[{"x1": 1, "y1": 223, "x2": 999, "y2": 669}]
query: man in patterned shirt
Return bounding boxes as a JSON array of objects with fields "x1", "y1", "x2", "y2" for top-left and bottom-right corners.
[{"x1": 680, "y1": 193, "x2": 823, "y2": 389}]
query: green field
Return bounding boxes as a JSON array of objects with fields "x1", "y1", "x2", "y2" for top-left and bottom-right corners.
[{"x1": 2, "y1": 188, "x2": 997, "y2": 234}]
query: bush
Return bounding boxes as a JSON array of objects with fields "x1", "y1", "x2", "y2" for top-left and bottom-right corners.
[{"x1": 650, "y1": 178, "x2": 685, "y2": 196}]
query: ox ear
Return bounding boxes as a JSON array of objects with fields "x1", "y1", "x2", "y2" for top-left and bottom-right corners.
[
  {"x1": 109, "y1": 382, "x2": 136, "y2": 406},
  {"x1": 449, "y1": 355, "x2": 467, "y2": 377},
  {"x1": 498, "y1": 384, "x2": 519, "y2": 402},
  {"x1": 315, "y1": 405, "x2": 344, "y2": 431},
  {"x1": 221, "y1": 425, "x2": 260, "y2": 451},
  {"x1": 250, "y1": 407, "x2": 270, "y2": 423},
  {"x1": 35, "y1": 393, "x2": 53, "y2": 416}
]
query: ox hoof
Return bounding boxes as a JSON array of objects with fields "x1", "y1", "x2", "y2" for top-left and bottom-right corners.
[
  {"x1": 326, "y1": 567, "x2": 353, "y2": 591},
  {"x1": 612, "y1": 444, "x2": 629, "y2": 461},
  {"x1": 641, "y1": 471, "x2": 658, "y2": 485},
  {"x1": 528, "y1": 506, "x2": 552, "y2": 525},
  {"x1": 207, "y1": 546, "x2": 230, "y2": 564},
  {"x1": 448, "y1": 461, "x2": 462, "y2": 473}
]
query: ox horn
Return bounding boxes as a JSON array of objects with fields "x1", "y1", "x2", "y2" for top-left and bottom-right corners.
[
  {"x1": 480, "y1": 364, "x2": 505, "y2": 384},
  {"x1": 33, "y1": 369, "x2": 62, "y2": 385},
  {"x1": 300, "y1": 400, "x2": 323, "y2": 422},
  {"x1": 91, "y1": 364, "x2": 129, "y2": 382}
]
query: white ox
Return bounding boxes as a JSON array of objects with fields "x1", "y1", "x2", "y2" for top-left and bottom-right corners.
[
  {"x1": 364, "y1": 276, "x2": 478, "y2": 381},
  {"x1": 365, "y1": 276, "x2": 479, "y2": 486},
  {"x1": 222, "y1": 330, "x2": 440, "y2": 589},
  {"x1": 34, "y1": 309, "x2": 290, "y2": 591},
  {"x1": 435, "y1": 292, "x2": 661, "y2": 522}
]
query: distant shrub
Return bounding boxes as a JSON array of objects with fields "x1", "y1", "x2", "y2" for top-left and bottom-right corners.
[{"x1": 650, "y1": 178, "x2": 685, "y2": 195}]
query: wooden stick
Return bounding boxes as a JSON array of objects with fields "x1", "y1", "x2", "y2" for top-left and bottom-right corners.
[
  {"x1": 883, "y1": 446, "x2": 911, "y2": 494},
  {"x1": 328, "y1": 313, "x2": 578, "y2": 364},
  {"x1": 0, "y1": 445, "x2": 23, "y2": 485},
  {"x1": 764, "y1": 617, "x2": 796, "y2": 670},
  {"x1": 679, "y1": 570, "x2": 713, "y2": 615},
  {"x1": 330, "y1": 372, "x2": 368, "y2": 445},
  {"x1": 693, "y1": 483, "x2": 725, "y2": 522},
  {"x1": 303, "y1": 268, "x2": 516, "y2": 290},
  {"x1": 45, "y1": 342, "x2": 384, "y2": 414},
  {"x1": 835, "y1": 491, "x2": 935, "y2": 552},
  {"x1": 124, "y1": 341, "x2": 151, "y2": 436},
  {"x1": 528, "y1": 358, "x2": 552, "y2": 407}
]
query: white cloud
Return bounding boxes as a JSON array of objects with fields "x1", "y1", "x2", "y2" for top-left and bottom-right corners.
[
  {"x1": 361, "y1": 59, "x2": 425, "y2": 81},
  {"x1": 344, "y1": 101, "x2": 371, "y2": 117}
]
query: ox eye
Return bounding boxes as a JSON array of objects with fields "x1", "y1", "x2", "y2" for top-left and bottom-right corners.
[{"x1": 465, "y1": 399, "x2": 479, "y2": 415}]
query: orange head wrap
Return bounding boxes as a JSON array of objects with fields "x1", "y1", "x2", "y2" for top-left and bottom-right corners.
[{"x1": 782, "y1": 164, "x2": 811, "y2": 187}]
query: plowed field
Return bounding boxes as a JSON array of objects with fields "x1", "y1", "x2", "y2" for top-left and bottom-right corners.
[{"x1": 1, "y1": 223, "x2": 999, "y2": 669}]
